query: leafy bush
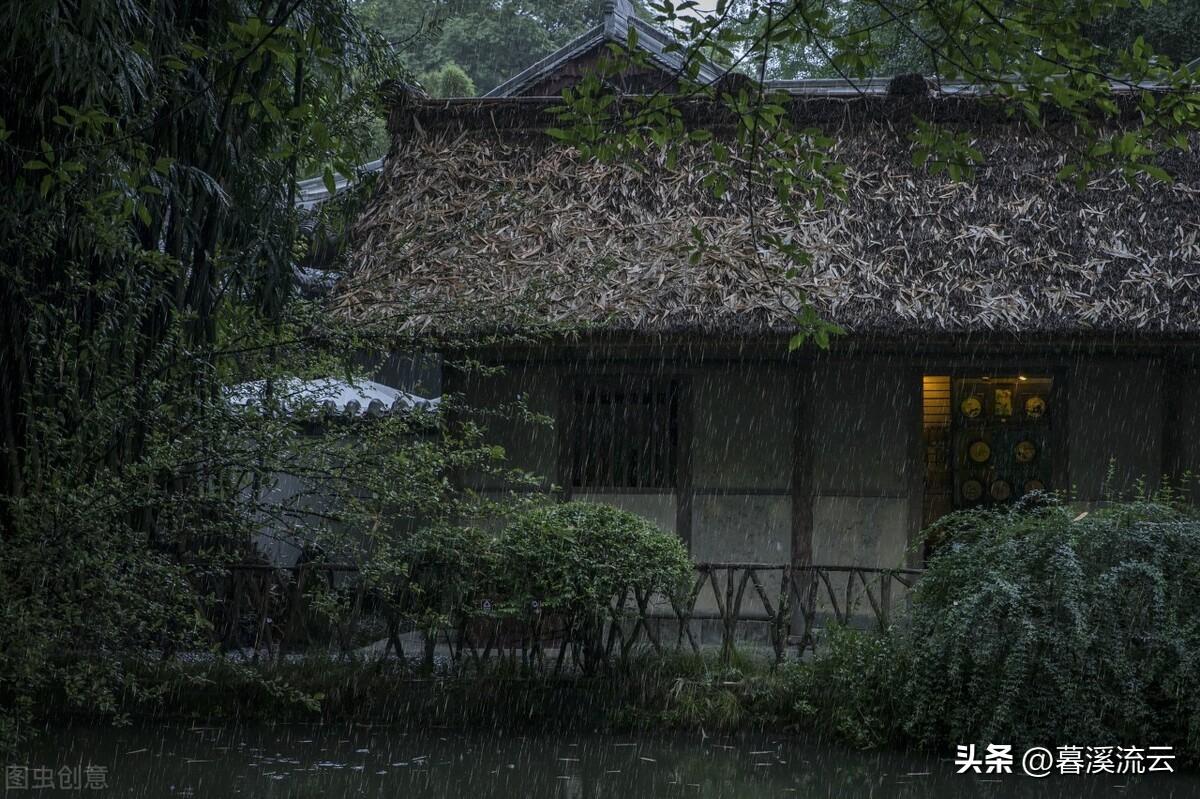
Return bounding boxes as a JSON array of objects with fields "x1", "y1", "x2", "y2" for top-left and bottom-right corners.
[
  {"x1": 360, "y1": 522, "x2": 498, "y2": 631},
  {"x1": 903, "y1": 498, "x2": 1200, "y2": 757},
  {"x1": 497, "y1": 501, "x2": 692, "y2": 616},
  {"x1": 495, "y1": 501, "x2": 691, "y2": 668},
  {"x1": 0, "y1": 481, "x2": 214, "y2": 750},
  {"x1": 777, "y1": 625, "x2": 910, "y2": 748},
  {"x1": 419, "y1": 62, "x2": 477, "y2": 97}
]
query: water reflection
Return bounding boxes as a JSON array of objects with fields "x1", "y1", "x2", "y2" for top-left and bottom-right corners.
[{"x1": 11, "y1": 724, "x2": 1200, "y2": 798}]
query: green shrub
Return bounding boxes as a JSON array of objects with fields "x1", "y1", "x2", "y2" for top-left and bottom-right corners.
[
  {"x1": 498, "y1": 501, "x2": 691, "y2": 614},
  {"x1": 364, "y1": 522, "x2": 498, "y2": 629},
  {"x1": 903, "y1": 498, "x2": 1200, "y2": 757},
  {"x1": 775, "y1": 625, "x2": 909, "y2": 747},
  {"x1": 419, "y1": 62, "x2": 476, "y2": 97},
  {"x1": 496, "y1": 501, "x2": 692, "y2": 665}
]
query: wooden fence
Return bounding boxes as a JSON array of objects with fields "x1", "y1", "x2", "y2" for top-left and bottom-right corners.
[{"x1": 189, "y1": 561, "x2": 923, "y2": 670}]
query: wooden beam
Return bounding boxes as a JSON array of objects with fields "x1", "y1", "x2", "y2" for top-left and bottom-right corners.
[
  {"x1": 1160, "y1": 356, "x2": 1186, "y2": 488},
  {"x1": 675, "y1": 377, "x2": 694, "y2": 551},
  {"x1": 791, "y1": 368, "x2": 813, "y2": 573},
  {"x1": 905, "y1": 367, "x2": 925, "y2": 569},
  {"x1": 556, "y1": 373, "x2": 576, "y2": 501}
]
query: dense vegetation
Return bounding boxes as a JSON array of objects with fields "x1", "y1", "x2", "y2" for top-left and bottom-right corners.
[
  {"x1": 351, "y1": 501, "x2": 692, "y2": 672},
  {"x1": 0, "y1": 0, "x2": 513, "y2": 748},
  {"x1": 2, "y1": 0, "x2": 1198, "y2": 756},
  {"x1": 96, "y1": 499, "x2": 1200, "y2": 770},
  {"x1": 628, "y1": 498, "x2": 1200, "y2": 762},
  {"x1": 732, "y1": 0, "x2": 1200, "y2": 79},
  {"x1": 904, "y1": 498, "x2": 1200, "y2": 754},
  {"x1": 353, "y1": 0, "x2": 1200, "y2": 94}
]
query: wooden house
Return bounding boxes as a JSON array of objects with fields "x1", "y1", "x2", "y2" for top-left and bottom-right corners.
[{"x1": 336, "y1": 0, "x2": 1200, "y2": 592}]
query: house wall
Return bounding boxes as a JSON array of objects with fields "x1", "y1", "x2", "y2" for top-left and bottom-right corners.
[
  {"x1": 688, "y1": 367, "x2": 793, "y2": 563},
  {"x1": 459, "y1": 363, "x2": 559, "y2": 492},
  {"x1": 1068, "y1": 357, "x2": 1164, "y2": 501},
  {"x1": 686, "y1": 366, "x2": 794, "y2": 617},
  {"x1": 801, "y1": 358, "x2": 918, "y2": 621},
  {"x1": 458, "y1": 349, "x2": 1193, "y2": 581},
  {"x1": 807, "y1": 359, "x2": 917, "y2": 571},
  {"x1": 1165, "y1": 365, "x2": 1200, "y2": 499},
  {"x1": 458, "y1": 357, "x2": 920, "y2": 624}
]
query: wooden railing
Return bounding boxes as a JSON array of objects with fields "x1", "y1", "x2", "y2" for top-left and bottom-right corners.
[
  {"x1": 672, "y1": 563, "x2": 923, "y2": 663},
  {"x1": 189, "y1": 561, "x2": 923, "y2": 669}
]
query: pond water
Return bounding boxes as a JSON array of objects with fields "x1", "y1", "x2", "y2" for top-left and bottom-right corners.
[{"x1": 9, "y1": 724, "x2": 1200, "y2": 798}]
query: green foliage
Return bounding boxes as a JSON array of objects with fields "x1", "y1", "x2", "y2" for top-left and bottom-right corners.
[
  {"x1": 303, "y1": 500, "x2": 693, "y2": 675},
  {"x1": 0, "y1": 0, "x2": 533, "y2": 746},
  {"x1": 607, "y1": 633, "x2": 909, "y2": 743},
  {"x1": 364, "y1": 522, "x2": 499, "y2": 633},
  {"x1": 609, "y1": 498, "x2": 1200, "y2": 757},
  {"x1": 904, "y1": 499, "x2": 1200, "y2": 757},
  {"x1": 354, "y1": 0, "x2": 611, "y2": 94},
  {"x1": 1086, "y1": 0, "x2": 1200, "y2": 67},
  {"x1": 776, "y1": 626, "x2": 910, "y2": 748},
  {"x1": 0, "y1": 483, "x2": 210, "y2": 749},
  {"x1": 624, "y1": 649, "x2": 778, "y2": 731},
  {"x1": 788, "y1": 305, "x2": 846, "y2": 351},
  {"x1": 731, "y1": 0, "x2": 1200, "y2": 80},
  {"x1": 419, "y1": 62, "x2": 478, "y2": 97},
  {"x1": 496, "y1": 501, "x2": 693, "y2": 619}
]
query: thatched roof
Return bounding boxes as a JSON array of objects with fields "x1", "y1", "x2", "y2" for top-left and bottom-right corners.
[{"x1": 337, "y1": 94, "x2": 1200, "y2": 338}]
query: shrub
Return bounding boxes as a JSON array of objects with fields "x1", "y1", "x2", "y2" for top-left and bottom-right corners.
[
  {"x1": 777, "y1": 625, "x2": 910, "y2": 748},
  {"x1": 362, "y1": 522, "x2": 498, "y2": 631},
  {"x1": 419, "y1": 62, "x2": 476, "y2": 97},
  {"x1": 496, "y1": 501, "x2": 692, "y2": 664},
  {"x1": 902, "y1": 498, "x2": 1200, "y2": 758}
]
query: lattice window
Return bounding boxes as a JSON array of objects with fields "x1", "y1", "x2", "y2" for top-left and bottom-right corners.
[{"x1": 571, "y1": 381, "x2": 678, "y2": 489}]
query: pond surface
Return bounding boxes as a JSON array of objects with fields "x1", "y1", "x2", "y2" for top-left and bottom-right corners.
[{"x1": 9, "y1": 723, "x2": 1200, "y2": 798}]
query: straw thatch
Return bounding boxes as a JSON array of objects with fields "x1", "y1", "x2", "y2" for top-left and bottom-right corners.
[{"x1": 338, "y1": 95, "x2": 1200, "y2": 337}]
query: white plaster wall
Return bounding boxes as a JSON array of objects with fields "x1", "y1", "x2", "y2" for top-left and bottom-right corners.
[
  {"x1": 803, "y1": 360, "x2": 916, "y2": 621},
  {"x1": 691, "y1": 495, "x2": 790, "y2": 563},
  {"x1": 807, "y1": 359, "x2": 915, "y2": 563},
  {"x1": 687, "y1": 368, "x2": 794, "y2": 615},
  {"x1": 811, "y1": 496, "x2": 910, "y2": 568},
  {"x1": 690, "y1": 494, "x2": 790, "y2": 616}
]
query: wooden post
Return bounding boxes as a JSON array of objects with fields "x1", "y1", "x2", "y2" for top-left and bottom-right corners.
[
  {"x1": 790, "y1": 368, "x2": 814, "y2": 654},
  {"x1": 1050, "y1": 366, "x2": 1070, "y2": 496},
  {"x1": 1161, "y1": 355, "x2": 1180, "y2": 485},
  {"x1": 675, "y1": 377, "x2": 694, "y2": 551},
  {"x1": 905, "y1": 367, "x2": 925, "y2": 569},
  {"x1": 557, "y1": 375, "x2": 576, "y2": 500},
  {"x1": 722, "y1": 565, "x2": 735, "y2": 666}
]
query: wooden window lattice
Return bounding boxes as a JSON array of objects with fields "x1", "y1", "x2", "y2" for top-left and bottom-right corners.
[{"x1": 571, "y1": 381, "x2": 678, "y2": 489}]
